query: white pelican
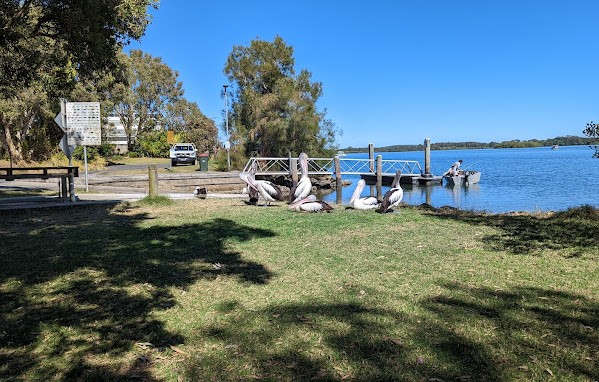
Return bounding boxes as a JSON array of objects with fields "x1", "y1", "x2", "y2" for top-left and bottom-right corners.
[
  {"x1": 289, "y1": 195, "x2": 333, "y2": 212},
  {"x1": 349, "y1": 179, "x2": 380, "y2": 210},
  {"x1": 240, "y1": 172, "x2": 284, "y2": 206},
  {"x1": 246, "y1": 163, "x2": 260, "y2": 204},
  {"x1": 378, "y1": 170, "x2": 403, "y2": 213},
  {"x1": 289, "y1": 152, "x2": 312, "y2": 203}
]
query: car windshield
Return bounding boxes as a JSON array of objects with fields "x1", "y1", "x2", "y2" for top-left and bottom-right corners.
[{"x1": 175, "y1": 146, "x2": 190, "y2": 151}]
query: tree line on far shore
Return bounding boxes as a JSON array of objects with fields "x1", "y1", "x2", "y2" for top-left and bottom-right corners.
[{"x1": 343, "y1": 135, "x2": 599, "y2": 153}]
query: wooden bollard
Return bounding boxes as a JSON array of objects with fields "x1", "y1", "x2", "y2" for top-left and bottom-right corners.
[
  {"x1": 334, "y1": 155, "x2": 342, "y2": 205},
  {"x1": 148, "y1": 165, "x2": 158, "y2": 196},
  {"x1": 376, "y1": 155, "x2": 382, "y2": 200}
]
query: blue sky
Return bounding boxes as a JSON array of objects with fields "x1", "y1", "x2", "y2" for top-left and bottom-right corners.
[{"x1": 127, "y1": 1, "x2": 599, "y2": 148}]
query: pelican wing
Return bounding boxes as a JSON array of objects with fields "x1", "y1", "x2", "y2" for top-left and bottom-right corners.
[
  {"x1": 261, "y1": 181, "x2": 284, "y2": 201},
  {"x1": 362, "y1": 196, "x2": 379, "y2": 206},
  {"x1": 378, "y1": 187, "x2": 403, "y2": 212},
  {"x1": 350, "y1": 197, "x2": 380, "y2": 210},
  {"x1": 300, "y1": 201, "x2": 333, "y2": 212}
]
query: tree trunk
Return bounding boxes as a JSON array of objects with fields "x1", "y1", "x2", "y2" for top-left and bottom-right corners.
[{"x1": 0, "y1": 115, "x2": 24, "y2": 163}]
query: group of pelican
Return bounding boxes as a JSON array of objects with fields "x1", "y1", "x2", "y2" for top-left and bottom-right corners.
[
  {"x1": 240, "y1": 153, "x2": 403, "y2": 213},
  {"x1": 348, "y1": 170, "x2": 403, "y2": 213}
]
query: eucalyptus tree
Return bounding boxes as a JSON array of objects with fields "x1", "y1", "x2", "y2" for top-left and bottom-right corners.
[
  {"x1": 165, "y1": 99, "x2": 218, "y2": 154},
  {"x1": 110, "y1": 50, "x2": 184, "y2": 150},
  {"x1": 0, "y1": 0, "x2": 157, "y2": 161},
  {"x1": 224, "y1": 36, "x2": 338, "y2": 158}
]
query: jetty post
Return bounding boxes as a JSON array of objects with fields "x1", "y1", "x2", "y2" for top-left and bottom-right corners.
[
  {"x1": 148, "y1": 165, "x2": 158, "y2": 196},
  {"x1": 376, "y1": 155, "x2": 383, "y2": 200},
  {"x1": 289, "y1": 156, "x2": 298, "y2": 203},
  {"x1": 289, "y1": 154, "x2": 298, "y2": 187},
  {"x1": 368, "y1": 143, "x2": 375, "y2": 196},
  {"x1": 334, "y1": 155, "x2": 342, "y2": 205},
  {"x1": 424, "y1": 138, "x2": 432, "y2": 177}
]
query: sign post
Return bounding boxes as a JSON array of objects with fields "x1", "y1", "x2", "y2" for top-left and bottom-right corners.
[
  {"x1": 55, "y1": 99, "x2": 74, "y2": 165},
  {"x1": 63, "y1": 101, "x2": 101, "y2": 193},
  {"x1": 223, "y1": 85, "x2": 230, "y2": 171}
]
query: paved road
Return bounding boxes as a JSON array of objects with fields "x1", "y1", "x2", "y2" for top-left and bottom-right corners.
[{"x1": 0, "y1": 179, "x2": 245, "y2": 211}]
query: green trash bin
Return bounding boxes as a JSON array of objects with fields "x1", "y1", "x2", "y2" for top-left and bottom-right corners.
[{"x1": 198, "y1": 153, "x2": 209, "y2": 171}]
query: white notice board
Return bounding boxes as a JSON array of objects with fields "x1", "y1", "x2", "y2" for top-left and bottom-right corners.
[{"x1": 66, "y1": 102, "x2": 101, "y2": 146}]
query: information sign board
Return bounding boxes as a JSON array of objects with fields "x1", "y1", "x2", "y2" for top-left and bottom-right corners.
[{"x1": 66, "y1": 102, "x2": 101, "y2": 146}]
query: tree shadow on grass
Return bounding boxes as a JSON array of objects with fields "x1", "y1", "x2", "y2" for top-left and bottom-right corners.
[
  {"x1": 418, "y1": 205, "x2": 599, "y2": 256},
  {"x1": 179, "y1": 285, "x2": 598, "y2": 381},
  {"x1": 184, "y1": 301, "x2": 414, "y2": 381},
  {"x1": 0, "y1": 204, "x2": 275, "y2": 381},
  {"x1": 419, "y1": 281, "x2": 599, "y2": 381}
]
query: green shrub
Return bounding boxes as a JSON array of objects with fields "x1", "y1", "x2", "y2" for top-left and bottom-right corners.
[
  {"x1": 72, "y1": 146, "x2": 99, "y2": 161},
  {"x1": 134, "y1": 131, "x2": 170, "y2": 157},
  {"x1": 98, "y1": 143, "x2": 115, "y2": 157},
  {"x1": 138, "y1": 194, "x2": 173, "y2": 206},
  {"x1": 212, "y1": 147, "x2": 248, "y2": 171}
]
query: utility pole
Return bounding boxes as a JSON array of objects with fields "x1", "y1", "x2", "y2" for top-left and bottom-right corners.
[{"x1": 223, "y1": 85, "x2": 230, "y2": 171}]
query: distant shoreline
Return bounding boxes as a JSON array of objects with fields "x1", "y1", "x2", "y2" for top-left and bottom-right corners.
[{"x1": 341, "y1": 135, "x2": 599, "y2": 153}]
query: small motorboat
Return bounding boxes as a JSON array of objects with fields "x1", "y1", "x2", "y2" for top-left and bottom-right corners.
[{"x1": 444, "y1": 170, "x2": 481, "y2": 186}]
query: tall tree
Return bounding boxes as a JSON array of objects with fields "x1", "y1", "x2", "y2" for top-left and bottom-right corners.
[
  {"x1": 110, "y1": 50, "x2": 184, "y2": 150},
  {"x1": 0, "y1": 84, "x2": 55, "y2": 162},
  {"x1": 583, "y1": 122, "x2": 599, "y2": 158},
  {"x1": 165, "y1": 99, "x2": 218, "y2": 154},
  {"x1": 224, "y1": 36, "x2": 339, "y2": 158},
  {"x1": 0, "y1": 0, "x2": 157, "y2": 161},
  {"x1": 0, "y1": 0, "x2": 157, "y2": 98}
]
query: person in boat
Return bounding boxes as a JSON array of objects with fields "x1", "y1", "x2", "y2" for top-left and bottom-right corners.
[{"x1": 445, "y1": 159, "x2": 463, "y2": 176}]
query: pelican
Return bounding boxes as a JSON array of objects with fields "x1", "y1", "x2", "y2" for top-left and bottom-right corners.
[
  {"x1": 349, "y1": 179, "x2": 380, "y2": 210},
  {"x1": 241, "y1": 163, "x2": 260, "y2": 204},
  {"x1": 289, "y1": 195, "x2": 333, "y2": 212},
  {"x1": 378, "y1": 170, "x2": 403, "y2": 213},
  {"x1": 289, "y1": 152, "x2": 312, "y2": 203},
  {"x1": 239, "y1": 172, "x2": 284, "y2": 206},
  {"x1": 193, "y1": 186, "x2": 207, "y2": 199}
]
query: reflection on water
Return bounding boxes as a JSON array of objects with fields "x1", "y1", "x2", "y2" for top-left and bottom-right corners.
[{"x1": 321, "y1": 146, "x2": 599, "y2": 213}]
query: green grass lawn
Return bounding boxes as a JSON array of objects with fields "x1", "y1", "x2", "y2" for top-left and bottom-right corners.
[
  {"x1": 0, "y1": 200, "x2": 597, "y2": 381},
  {"x1": 106, "y1": 156, "x2": 221, "y2": 173}
]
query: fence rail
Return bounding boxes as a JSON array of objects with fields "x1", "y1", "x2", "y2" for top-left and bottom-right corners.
[{"x1": 242, "y1": 157, "x2": 423, "y2": 176}]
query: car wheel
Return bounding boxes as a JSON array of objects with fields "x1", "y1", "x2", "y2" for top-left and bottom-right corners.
[
  {"x1": 171, "y1": 160, "x2": 177, "y2": 166},
  {"x1": 191, "y1": 160, "x2": 196, "y2": 166}
]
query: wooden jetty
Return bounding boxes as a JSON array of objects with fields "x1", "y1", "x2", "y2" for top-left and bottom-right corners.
[
  {"x1": 242, "y1": 138, "x2": 443, "y2": 203},
  {"x1": 361, "y1": 173, "x2": 442, "y2": 186},
  {"x1": 359, "y1": 139, "x2": 441, "y2": 186}
]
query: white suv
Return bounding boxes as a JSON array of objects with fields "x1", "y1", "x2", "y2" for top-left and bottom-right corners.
[{"x1": 169, "y1": 143, "x2": 197, "y2": 166}]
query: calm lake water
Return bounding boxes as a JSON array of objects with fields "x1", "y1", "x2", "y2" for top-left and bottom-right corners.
[{"x1": 322, "y1": 146, "x2": 599, "y2": 213}]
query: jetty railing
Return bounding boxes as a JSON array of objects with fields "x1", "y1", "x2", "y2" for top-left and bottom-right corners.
[{"x1": 242, "y1": 157, "x2": 423, "y2": 177}]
